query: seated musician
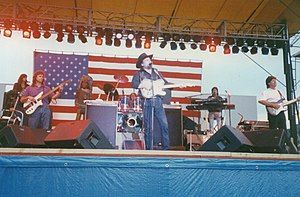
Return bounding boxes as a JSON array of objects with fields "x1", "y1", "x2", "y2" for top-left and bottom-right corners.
[
  {"x1": 20, "y1": 70, "x2": 63, "y2": 132},
  {"x1": 207, "y1": 87, "x2": 223, "y2": 132},
  {"x1": 75, "y1": 75, "x2": 92, "y2": 120}
]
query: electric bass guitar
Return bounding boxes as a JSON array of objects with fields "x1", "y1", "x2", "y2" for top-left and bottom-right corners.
[
  {"x1": 138, "y1": 78, "x2": 195, "y2": 99},
  {"x1": 267, "y1": 97, "x2": 300, "y2": 116},
  {"x1": 23, "y1": 80, "x2": 70, "y2": 115}
]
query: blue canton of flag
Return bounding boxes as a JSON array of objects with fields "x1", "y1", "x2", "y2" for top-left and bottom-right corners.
[{"x1": 34, "y1": 52, "x2": 89, "y2": 99}]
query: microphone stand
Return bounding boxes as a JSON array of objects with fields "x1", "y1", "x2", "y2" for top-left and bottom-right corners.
[
  {"x1": 226, "y1": 91, "x2": 232, "y2": 126},
  {"x1": 150, "y1": 75, "x2": 155, "y2": 150}
]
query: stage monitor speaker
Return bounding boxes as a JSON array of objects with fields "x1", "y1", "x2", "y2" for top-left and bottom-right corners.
[
  {"x1": 200, "y1": 125, "x2": 253, "y2": 152},
  {"x1": 242, "y1": 129, "x2": 287, "y2": 153},
  {"x1": 0, "y1": 125, "x2": 48, "y2": 148},
  {"x1": 44, "y1": 120, "x2": 113, "y2": 149},
  {"x1": 153, "y1": 105, "x2": 182, "y2": 149}
]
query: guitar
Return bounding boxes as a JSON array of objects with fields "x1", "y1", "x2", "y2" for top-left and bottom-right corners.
[
  {"x1": 138, "y1": 78, "x2": 195, "y2": 99},
  {"x1": 267, "y1": 97, "x2": 300, "y2": 116},
  {"x1": 23, "y1": 80, "x2": 70, "y2": 115}
]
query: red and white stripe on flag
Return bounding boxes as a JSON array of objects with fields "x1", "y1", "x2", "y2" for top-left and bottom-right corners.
[{"x1": 50, "y1": 55, "x2": 202, "y2": 126}]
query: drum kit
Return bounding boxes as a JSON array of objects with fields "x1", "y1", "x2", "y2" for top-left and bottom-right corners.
[{"x1": 102, "y1": 74, "x2": 143, "y2": 133}]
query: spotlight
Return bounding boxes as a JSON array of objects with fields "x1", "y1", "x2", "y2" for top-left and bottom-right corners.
[
  {"x1": 241, "y1": 45, "x2": 249, "y2": 53},
  {"x1": 144, "y1": 41, "x2": 151, "y2": 49},
  {"x1": 95, "y1": 36, "x2": 103, "y2": 45},
  {"x1": 257, "y1": 39, "x2": 265, "y2": 47},
  {"x1": 199, "y1": 43, "x2": 207, "y2": 51},
  {"x1": 213, "y1": 37, "x2": 221, "y2": 45},
  {"x1": 135, "y1": 39, "x2": 142, "y2": 48},
  {"x1": 204, "y1": 36, "x2": 212, "y2": 45},
  {"x1": 170, "y1": 42, "x2": 177, "y2": 50},
  {"x1": 43, "y1": 31, "x2": 51, "y2": 39},
  {"x1": 42, "y1": 23, "x2": 51, "y2": 31},
  {"x1": 232, "y1": 45, "x2": 239, "y2": 54},
  {"x1": 125, "y1": 38, "x2": 132, "y2": 48},
  {"x1": 23, "y1": 30, "x2": 31, "y2": 39},
  {"x1": 209, "y1": 43, "x2": 216, "y2": 52},
  {"x1": 236, "y1": 38, "x2": 244, "y2": 47},
  {"x1": 78, "y1": 34, "x2": 87, "y2": 43},
  {"x1": 77, "y1": 26, "x2": 85, "y2": 35},
  {"x1": 193, "y1": 35, "x2": 202, "y2": 43},
  {"x1": 271, "y1": 47, "x2": 279, "y2": 55},
  {"x1": 163, "y1": 33, "x2": 171, "y2": 41},
  {"x1": 190, "y1": 43, "x2": 197, "y2": 50},
  {"x1": 114, "y1": 38, "x2": 121, "y2": 47},
  {"x1": 226, "y1": 37, "x2": 235, "y2": 45},
  {"x1": 4, "y1": 29, "x2": 12, "y2": 37},
  {"x1": 127, "y1": 30, "x2": 135, "y2": 40},
  {"x1": 223, "y1": 44, "x2": 230, "y2": 54},
  {"x1": 32, "y1": 30, "x2": 41, "y2": 39},
  {"x1": 250, "y1": 46, "x2": 258, "y2": 54},
  {"x1": 172, "y1": 34, "x2": 181, "y2": 41},
  {"x1": 183, "y1": 35, "x2": 191, "y2": 42},
  {"x1": 54, "y1": 24, "x2": 63, "y2": 33},
  {"x1": 179, "y1": 42, "x2": 186, "y2": 50},
  {"x1": 246, "y1": 39, "x2": 255, "y2": 47},
  {"x1": 160, "y1": 41, "x2": 167, "y2": 48},
  {"x1": 261, "y1": 46, "x2": 269, "y2": 55},
  {"x1": 266, "y1": 40, "x2": 274, "y2": 48},
  {"x1": 105, "y1": 28, "x2": 113, "y2": 46},
  {"x1": 67, "y1": 33, "x2": 75, "y2": 43},
  {"x1": 145, "y1": 32, "x2": 153, "y2": 41},
  {"x1": 115, "y1": 30, "x2": 123, "y2": 39},
  {"x1": 65, "y1": 25, "x2": 73, "y2": 33},
  {"x1": 56, "y1": 32, "x2": 64, "y2": 42}
]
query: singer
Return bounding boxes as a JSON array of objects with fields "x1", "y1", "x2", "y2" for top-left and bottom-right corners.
[
  {"x1": 207, "y1": 87, "x2": 223, "y2": 132},
  {"x1": 131, "y1": 53, "x2": 170, "y2": 150}
]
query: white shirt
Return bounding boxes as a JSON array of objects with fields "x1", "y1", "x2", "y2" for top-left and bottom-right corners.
[{"x1": 258, "y1": 88, "x2": 284, "y2": 103}]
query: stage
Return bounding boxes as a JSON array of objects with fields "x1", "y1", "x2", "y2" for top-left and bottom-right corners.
[{"x1": 0, "y1": 148, "x2": 299, "y2": 196}]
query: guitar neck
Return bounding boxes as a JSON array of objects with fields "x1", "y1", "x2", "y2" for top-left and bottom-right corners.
[
  {"x1": 283, "y1": 98, "x2": 298, "y2": 107},
  {"x1": 37, "y1": 80, "x2": 69, "y2": 101}
]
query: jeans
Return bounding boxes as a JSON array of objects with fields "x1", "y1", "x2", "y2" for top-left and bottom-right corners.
[
  {"x1": 28, "y1": 105, "x2": 52, "y2": 130},
  {"x1": 208, "y1": 111, "x2": 222, "y2": 131},
  {"x1": 143, "y1": 97, "x2": 169, "y2": 150}
]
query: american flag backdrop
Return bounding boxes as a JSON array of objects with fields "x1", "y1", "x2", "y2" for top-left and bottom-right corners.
[{"x1": 34, "y1": 51, "x2": 202, "y2": 126}]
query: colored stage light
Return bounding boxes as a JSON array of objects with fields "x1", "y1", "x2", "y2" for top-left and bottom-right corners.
[
  {"x1": 223, "y1": 44, "x2": 230, "y2": 54},
  {"x1": 114, "y1": 38, "x2": 121, "y2": 47},
  {"x1": 127, "y1": 31, "x2": 135, "y2": 40},
  {"x1": 232, "y1": 45, "x2": 239, "y2": 54},
  {"x1": 125, "y1": 38, "x2": 132, "y2": 48},
  {"x1": 163, "y1": 33, "x2": 171, "y2": 41},
  {"x1": 271, "y1": 47, "x2": 279, "y2": 55},
  {"x1": 190, "y1": 43, "x2": 197, "y2": 50},
  {"x1": 183, "y1": 35, "x2": 191, "y2": 42},
  {"x1": 95, "y1": 36, "x2": 103, "y2": 45},
  {"x1": 261, "y1": 46, "x2": 269, "y2": 55},
  {"x1": 250, "y1": 46, "x2": 258, "y2": 54},
  {"x1": 23, "y1": 30, "x2": 31, "y2": 39},
  {"x1": 56, "y1": 32, "x2": 64, "y2": 42},
  {"x1": 199, "y1": 43, "x2": 207, "y2": 51},
  {"x1": 4, "y1": 29, "x2": 12, "y2": 37},
  {"x1": 160, "y1": 41, "x2": 167, "y2": 48},
  {"x1": 241, "y1": 45, "x2": 249, "y2": 53},
  {"x1": 115, "y1": 30, "x2": 123, "y2": 39},
  {"x1": 43, "y1": 31, "x2": 51, "y2": 39},
  {"x1": 209, "y1": 43, "x2": 216, "y2": 52},
  {"x1": 179, "y1": 42, "x2": 186, "y2": 50},
  {"x1": 172, "y1": 34, "x2": 181, "y2": 41},
  {"x1": 170, "y1": 42, "x2": 177, "y2": 50},
  {"x1": 193, "y1": 35, "x2": 202, "y2": 43},
  {"x1": 65, "y1": 25, "x2": 73, "y2": 33},
  {"x1": 78, "y1": 34, "x2": 87, "y2": 43},
  {"x1": 135, "y1": 39, "x2": 142, "y2": 48},
  {"x1": 144, "y1": 41, "x2": 151, "y2": 49},
  {"x1": 32, "y1": 30, "x2": 41, "y2": 39},
  {"x1": 67, "y1": 33, "x2": 75, "y2": 43}
]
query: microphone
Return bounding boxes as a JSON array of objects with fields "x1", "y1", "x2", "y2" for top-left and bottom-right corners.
[{"x1": 225, "y1": 90, "x2": 231, "y2": 97}]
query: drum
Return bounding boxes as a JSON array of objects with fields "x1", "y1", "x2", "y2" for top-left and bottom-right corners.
[
  {"x1": 132, "y1": 96, "x2": 142, "y2": 112},
  {"x1": 117, "y1": 112, "x2": 143, "y2": 133},
  {"x1": 118, "y1": 95, "x2": 129, "y2": 112}
]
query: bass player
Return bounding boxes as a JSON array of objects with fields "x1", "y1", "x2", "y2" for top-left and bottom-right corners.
[
  {"x1": 20, "y1": 70, "x2": 63, "y2": 132},
  {"x1": 132, "y1": 53, "x2": 170, "y2": 150}
]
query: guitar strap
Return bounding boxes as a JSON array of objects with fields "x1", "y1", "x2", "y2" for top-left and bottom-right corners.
[{"x1": 277, "y1": 90, "x2": 285, "y2": 100}]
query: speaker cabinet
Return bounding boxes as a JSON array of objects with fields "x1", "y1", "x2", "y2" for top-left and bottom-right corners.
[
  {"x1": 0, "y1": 125, "x2": 48, "y2": 148},
  {"x1": 153, "y1": 105, "x2": 183, "y2": 149},
  {"x1": 201, "y1": 125, "x2": 253, "y2": 152},
  {"x1": 44, "y1": 120, "x2": 113, "y2": 149},
  {"x1": 242, "y1": 129, "x2": 287, "y2": 153}
]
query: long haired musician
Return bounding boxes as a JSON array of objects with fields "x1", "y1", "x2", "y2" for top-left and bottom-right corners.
[{"x1": 20, "y1": 70, "x2": 63, "y2": 131}]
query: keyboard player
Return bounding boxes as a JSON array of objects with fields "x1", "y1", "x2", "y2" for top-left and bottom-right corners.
[{"x1": 207, "y1": 87, "x2": 224, "y2": 132}]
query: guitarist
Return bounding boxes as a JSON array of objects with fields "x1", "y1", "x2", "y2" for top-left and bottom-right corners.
[
  {"x1": 20, "y1": 70, "x2": 63, "y2": 131},
  {"x1": 132, "y1": 53, "x2": 170, "y2": 150},
  {"x1": 258, "y1": 76, "x2": 286, "y2": 130}
]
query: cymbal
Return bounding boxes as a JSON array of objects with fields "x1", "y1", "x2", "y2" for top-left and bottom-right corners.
[
  {"x1": 103, "y1": 83, "x2": 114, "y2": 95},
  {"x1": 114, "y1": 75, "x2": 128, "y2": 83},
  {"x1": 103, "y1": 83, "x2": 119, "y2": 101}
]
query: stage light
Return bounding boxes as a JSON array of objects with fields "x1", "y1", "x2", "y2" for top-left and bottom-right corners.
[
  {"x1": 232, "y1": 45, "x2": 239, "y2": 54},
  {"x1": 199, "y1": 43, "x2": 207, "y2": 51},
  {"x1": 43, "y1": 31, "x2": 51, "y2": 39},
  {"x1": 183, "y1": 35, "x2": 191, "y2": 42},
  {"x1": 115, "y1": 30, "x2": 123, "y2": 39},
  {"x1": 193, "y1": 35, "x2": 202, "y2": 43},
  {"x1": 144, "y1": 41, "x2": 151, "y2": 49},
  {"x1": 105, "y1": 28, "x2": 113, "y2": 46},
  {"x1": 23, "y1": 30, "x2": 31, "y2": 39},
  {"x1": 213, "y1": 37, "x2": 221, "y2": 45},
  {"x1": 79, "y1": 34, "x2": 87, "y2": 43},
  {"x1": 250, "y1": 46, "x2": 258, "y2": 54},
  {"x1": 190, "y1": 43, "x2": 197, "y2": 50},
  {"x1": 56, "y1": 32, "x2": 64, "y2": 42},
  {"x1": 4, "y1": 29, "x2": 12, "y2": 37},
  {"x1": 172, "y1": 34, "x2": 181, "y2": 41},
  {"x1": 179, "y1": 42, "x2": 186, "y2": 50},
  {"x1": 135, "y1": 39, "x2": 142, "y2": 48},
  {"x1": 32, "y1": 30, "x2": 41, "y2": 39},
  {"x1": 246, "y1": 39, "x2": 255, "y2": 47},
  {"x1": 127, "y1": 31, "x2": 135, "y2": 40},
  {"x1": 114, "y1": 38, "x2": 121, "y2": 47},
  {"x1": 65, "y1": 25, "x2": 73, "y2": 33},
  {"x1": 204, "y1": 36, "x2": 212, "y2": 45},
  {"x1": 170, "y1": 42, "x2": 177, "y2": 50},
  {"x1": 266, "y1": 40, "x2": 274, "y2": 48},
  {"x1": 226, "y1": 37, "x2": 235, "y2": 45},
  {"x1": 257, "y1": 39, "x2": 265, "y2": 47},
  {"x1": 223, "y1": 44, "x2": 230, "y2": 54},
  {"x1": 163, "y1": 33, "x2": 171, "y2": 41},
  {"x1": 4, "y1": 20, "x2": 13, "y2": 37},
  {"x1": 271, "y1": 47, "x2": 279, "y2": 55},
  {"x1": 261, "y1": 46, "x2": 269, "y2": 55},
  {"x1": 241, "y1": 45, "x2": 249, "y2": 53},
  {"x1": 67, "y1": 33, "x2": 75, "y2": 43},
  {"x1": 236, "y1": 38, "x2": 244, "y2": 47},
  {"x1": 160, "y1": 41, "x2": 167, "y2": 48},
  {"x1": 209, "y1": 43, "x2": 216, "y2": 52},
  {"x1": 95, "y1": 35, "x2": 103, "y2": 45},
  {"x1": 54, "y1": 24, "x2": 63, "y2": 33},
  {"x1": 125, "y1": 38, "x2": 132, "y2": 48}
]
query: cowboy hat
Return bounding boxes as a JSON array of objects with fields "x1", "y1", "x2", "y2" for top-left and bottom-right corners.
[{"x1": 136, "y1": 53, "x2": 153, "y2": 68}]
